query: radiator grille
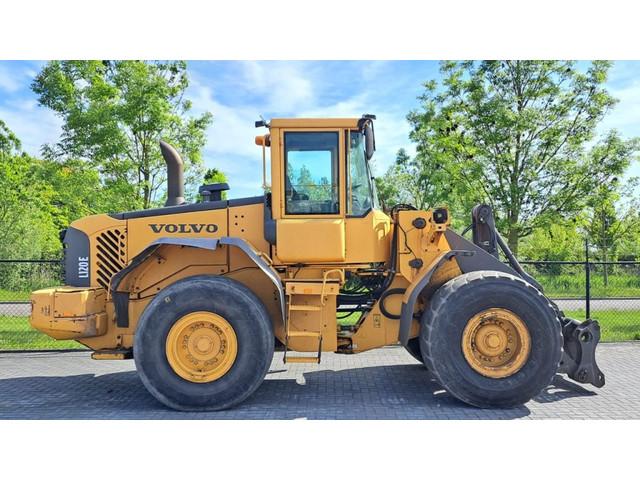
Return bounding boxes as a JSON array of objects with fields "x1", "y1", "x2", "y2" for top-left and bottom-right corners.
[{"x1": 95, "y1": 228, "x2": 126, "y2": 290}]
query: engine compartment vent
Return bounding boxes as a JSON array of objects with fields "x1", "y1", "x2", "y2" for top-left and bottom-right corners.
[{"x1": 95, "y1": 228, "x2": 126, "y2": 290}]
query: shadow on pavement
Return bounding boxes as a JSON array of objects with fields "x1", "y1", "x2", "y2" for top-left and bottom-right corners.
[
  {"x1": 0, "y1": 364, "x2": 597, "y2": 420},
  {"x1": 534, "y1": 375, "x2": 597, "y2": 403}
]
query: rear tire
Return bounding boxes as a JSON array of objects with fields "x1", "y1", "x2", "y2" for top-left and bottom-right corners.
[
  {"x1": 134, "y1": 275, "x2": 274, "y2": 411},
  {"x1": 420, "y1": 271, "x2": 562, "y2": 408}
]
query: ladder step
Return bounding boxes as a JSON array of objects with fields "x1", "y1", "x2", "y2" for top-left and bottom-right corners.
[
  {"x1": 289, "y1": 304, "x2": 322, "y2": 311},
  {"x1": 284, "y1": 356, "x2": 320, "y2": 364},
  {"x1": 91, "y1": 349, "x2": 133, "y2": 360},
  {"x1": 287, "y1": 331, "x2": 321, "y2": 338}
]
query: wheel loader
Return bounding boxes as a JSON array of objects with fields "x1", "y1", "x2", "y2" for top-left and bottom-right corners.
[{"x1": 30, "y1": 115, "x2": 605, "y2": 411}]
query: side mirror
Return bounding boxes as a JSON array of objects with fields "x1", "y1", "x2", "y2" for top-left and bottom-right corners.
[{"x1": 364, "y1": 122, "x2": 375, "y2": 160}]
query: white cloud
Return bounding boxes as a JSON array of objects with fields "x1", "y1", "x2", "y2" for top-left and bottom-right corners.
[
  {"x1": 240, "y1": 62, "x2": 314, "y2": 112},
  {"x1": 0, "y1": 62, "x2": 61, "y2": 155},
  {"x1": 599, "y1": 81, "x2": 640, "y2": 137},
  {"x1": 185, "y1": 61, "x2": 419, "y2": 197},
  {"x1": 0, "y1": 99, "x2": 62, "y2": 155},
  {"x1": 0, "y1": 63, "x2": 25, "y2": 93},
  {"x1": 300, "y1": 92, "x2": 415, "y2": 175},
  {"x1": 185, "y1": 76, "x2": 270, "y2": 196},
  {"x1": 188, "y1": 78, "x2": 265, "y2": 161}
]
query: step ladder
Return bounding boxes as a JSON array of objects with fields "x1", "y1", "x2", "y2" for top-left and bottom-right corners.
[
  {"x1": 283, "y1": 301, "x2": 323, "y2": 364},
  {"x1": 282, "y1": 269, "x2": 343, "y2": 364}
]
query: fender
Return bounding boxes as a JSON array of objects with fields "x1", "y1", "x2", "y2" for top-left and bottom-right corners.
[
  {"x1": 398, "y1": 250, "x2": 471, "y2": 346},
  {"x1": 398, "y1": 227, "x2": 548, "y2": 346},
  {"x1": 110, "y1": 236, "x2": 284, "y2": 328}
]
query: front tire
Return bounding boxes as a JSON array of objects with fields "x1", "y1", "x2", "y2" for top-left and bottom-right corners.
[
  {"x1": 134, "y1": 275, "x2": 274, "y2": 411},
  {"x1": 404, "y1": 337, "x2": 424, "y2": 365},
  {"x1": 420, "y1": 271, "x2": 562, "y2": 408}
]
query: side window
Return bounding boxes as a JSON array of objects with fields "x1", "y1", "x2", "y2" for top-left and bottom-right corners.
[
  {"x1": 284, "y1": 132, "x2": 340, "y2": 215},
  {"x1": 347, "y1": 131, "x2": 374, "y2": 216}
]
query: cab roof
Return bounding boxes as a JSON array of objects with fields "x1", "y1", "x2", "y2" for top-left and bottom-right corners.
[{"x1": 269, "y1": 118, "x2": 362, "y2": 128}]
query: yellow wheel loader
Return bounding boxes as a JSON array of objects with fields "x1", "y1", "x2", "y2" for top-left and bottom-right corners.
[{"x1": 30, "y1": 115, "x2": 605, "y2": 411}]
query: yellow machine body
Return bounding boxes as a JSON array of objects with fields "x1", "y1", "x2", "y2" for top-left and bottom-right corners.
[
  {"x1": 30, "y1": 117, "x2": 464, "y2": 357},
  {"x1": 28, "y1": 115, "x2": 608, "y2": 412}
]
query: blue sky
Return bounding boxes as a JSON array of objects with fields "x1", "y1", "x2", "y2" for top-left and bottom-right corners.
[{"x1": 1, "y1": 60, "x2": 639, "y2": 198}]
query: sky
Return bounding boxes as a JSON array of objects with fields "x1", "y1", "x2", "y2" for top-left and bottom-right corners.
[{"x1": 1, "y1": 60, "x2": 640, "y2": 199}]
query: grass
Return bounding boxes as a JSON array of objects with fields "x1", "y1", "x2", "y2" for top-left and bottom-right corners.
[
  {"x1": 564, "y1": 309, "x2": 640, "y2": 342},
  {"x1": 0, "y1": 316, "x2": 84, "y2": 351},
  {"x1": 0, "y1": 289, "x2": 30, "y2": 302},
  {"x1": 534, "y1": 273, "x2": 640, "y2": 298}
]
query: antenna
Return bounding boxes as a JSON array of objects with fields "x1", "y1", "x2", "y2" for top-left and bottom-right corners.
[{"x1": 255, "y1": 115, "x2": 270, "y2": 128}]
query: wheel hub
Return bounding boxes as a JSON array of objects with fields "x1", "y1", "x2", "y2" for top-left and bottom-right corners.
[
  {"x1": 461, "y1": 308, "x2": 531, "y2": 378},
  {"x1": 166, "y1": 311, "x2": 238, "y2": 383}
]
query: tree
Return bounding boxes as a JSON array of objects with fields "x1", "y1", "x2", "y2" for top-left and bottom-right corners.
[
  {"x1": 519, "y1": 223, "x2": 584, "y2": 261},
  {"x1": 204, "y1": 168, "x2": 227, "y2": 185},
  {"x1": 0, "y1": 119, "x2": 20, "y2": 154},
  {"x1": 32, "y1": 61, "x2": 213, "y2": 209},
  {"x1": 37, "y1": 157, "x2": 129, "y2": 227},
  {"x1": 0, "y1": 121, "x2": 59, "y2": 259},
  {"x1": 582, "y1": 178, "x2": 640, "y2": 286},
  {"x1": 376, "y1": 148, "x2": 454, "y2": 210},
  {"x1": 202, "y1": 167, "x2": 229, "y2": 200},
  {"x1": 408, "y1": 61, "x2": 639, "y2": 254}
]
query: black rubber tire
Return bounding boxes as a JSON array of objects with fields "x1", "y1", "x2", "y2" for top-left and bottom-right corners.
[
  {"x1": 134, "y1": 275, "x2": 274, "y2": 411},
  {"x1": 405, "y1": 337, "x2": 424, "y2": 365},
  {"x1": 420, "y1": 270, "x2": 562, "y2": 408}
]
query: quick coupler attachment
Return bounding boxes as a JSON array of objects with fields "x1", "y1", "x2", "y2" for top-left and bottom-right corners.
[{"x1": 558, "y1": 317, "x2": 605, "y2": 388}]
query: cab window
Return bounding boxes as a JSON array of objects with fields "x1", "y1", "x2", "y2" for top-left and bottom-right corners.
[
  {"x1": 284, "y1": 132, "x2": 340, "y2": 215},
  {"x1": 347, "y1": 131, "x2": 374, "y2": 216}
]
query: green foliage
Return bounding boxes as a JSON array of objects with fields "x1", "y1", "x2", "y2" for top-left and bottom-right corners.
[
  {"x1": 408, "y1": 61, "x2": 639, "y2": 253},
  {"x1": 519, "y1": 223, "x2": 584, "y2": 261},
  {"x1": 32, "y1": 60, "x2": 213, "y2": 209},
  {"x1": 202, "y1": 168, "x2": 228, "y2": 200},
  {"x1": 565, "y1": 310, "x2": 640, "y2": 342},
  {"x1": 375, "y1": 148, "x2": 471, "y2": 229},
  {"x1": 203, "y1": 167, "x2": 228, "y2": 184},
  {"x1": 377, "y1": 148, "x2": 450, "y2": 210},
  {"x1": 534, "y1": 272, "x2": 640, "y2": 298},
  {"x1": 292, "y1": 164, "x2": 333, "y2": 201},
  {"x1": 583, "y1": 177, "x2": 640, "y2": 261},
  {"x1": 1, "y1": 62, "x2": 225, "y2": 263},
  {"x1": 0, "y1": 119, "x2": 21, "y2": 154},
  {"x1": 0, "y1": 123, "x2": 59, "y2": 259}
]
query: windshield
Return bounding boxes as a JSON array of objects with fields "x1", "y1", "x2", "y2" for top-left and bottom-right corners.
[{"x1": 348, "y1": 131, "x2": 378, "y2": 216}]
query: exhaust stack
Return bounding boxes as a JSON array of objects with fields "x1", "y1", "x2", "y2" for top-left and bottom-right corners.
[{"x1": 160, "y1": 140, "x2": 185, "y2": 207}]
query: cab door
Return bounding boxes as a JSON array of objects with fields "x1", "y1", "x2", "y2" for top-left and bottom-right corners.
[{"x1": 275, "y1": 129, "x2": 346, "y2": 263}]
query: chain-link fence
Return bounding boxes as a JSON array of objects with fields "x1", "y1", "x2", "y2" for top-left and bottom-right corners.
[
  {"x1": 0, "y1": 260, "x2": 86, "y2": 351},
  {"x1": 1, "y1": 258, "x2": 639, "y2": 351},
  {"x1": 521, "y1": 261, "x2": 640, "y2": 342}
]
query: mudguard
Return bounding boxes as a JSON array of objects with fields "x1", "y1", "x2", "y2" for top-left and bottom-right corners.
[
  {"x1": 110, "y1": 236, "x2": 284, "y2": 328},
  {"x1": 398, "y1": 250, "x2": 472, "y2": 346}
]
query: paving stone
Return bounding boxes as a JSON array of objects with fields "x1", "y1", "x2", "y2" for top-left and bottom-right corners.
[{"x1": 0, "y1": 343, "x2": 637, "y2": 419}]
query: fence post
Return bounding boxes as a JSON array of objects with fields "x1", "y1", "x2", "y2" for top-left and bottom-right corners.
[{"x1": 585, "y1": 238, "x2": 591, "y2": 320}]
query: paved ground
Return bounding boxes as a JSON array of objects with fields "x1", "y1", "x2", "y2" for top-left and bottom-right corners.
[{"x1": 0, "y1": 343, "x2": 638, "y2": 419}]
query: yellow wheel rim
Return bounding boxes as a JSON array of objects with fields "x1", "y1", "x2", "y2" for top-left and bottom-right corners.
[
  {"x1": 166, "y1": 311, "x2": 237, "y2": 383},
  {"x1": 461, "y1": 308, "x2": 531, "y2": 379}
]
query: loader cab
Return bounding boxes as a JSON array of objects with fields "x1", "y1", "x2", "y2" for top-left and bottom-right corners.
[{"x1": 261, "y1": 116, "x2": 390, "y2": 265}]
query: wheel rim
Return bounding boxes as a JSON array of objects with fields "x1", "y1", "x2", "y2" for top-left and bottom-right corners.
[
  {"x1": 166, "y1": 311, "x2": 238, "y2": 383},
  {"x1": 461, "y1": 308, "x2": 531, "y2": 379}
]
